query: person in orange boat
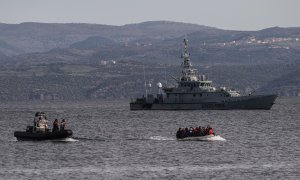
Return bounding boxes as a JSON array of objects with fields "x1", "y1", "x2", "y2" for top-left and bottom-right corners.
[
  {"x1": 208, "y1": 126, "x2": 215, "y2": 135},
  {"x1": 208, "y1": 128, "x2": 213, "y2": 135}
]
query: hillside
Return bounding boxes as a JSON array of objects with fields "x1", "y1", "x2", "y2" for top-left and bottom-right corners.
[
  {"x1": 0, "y1": 21, "x2": 299, "y2": 100},
  {"x1": 257, "y1": 67, "x2": 300, "y2": 96},
  {"x1": 0, "y1": 21, "x2": 214, "y2": 55}
]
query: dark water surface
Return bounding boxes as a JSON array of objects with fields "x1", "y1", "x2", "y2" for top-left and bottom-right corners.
[{"x1": 0, "y1": 98, "x2": 299, "y2": 179}]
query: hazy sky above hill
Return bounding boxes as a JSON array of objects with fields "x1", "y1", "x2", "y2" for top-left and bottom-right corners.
[{"x1": 1, "y1": 0, "x2": 299, "y2": 30}]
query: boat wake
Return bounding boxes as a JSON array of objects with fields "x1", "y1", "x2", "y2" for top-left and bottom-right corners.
[
  {"x1": 72, "y1": 137, "x2": 106, "y2": 141},
  {"x1": 204, "y1": 135, "x2": 226, "y2": 141},
  {"x1": 8, "y1": 138, "x2": 18, "y2": 142},
  {"x1": 51, "y1": 138, "x2": 79, "y2": 142},
  {"x1": 149, "y1": 136, "x2": 175, "y2": 141}
]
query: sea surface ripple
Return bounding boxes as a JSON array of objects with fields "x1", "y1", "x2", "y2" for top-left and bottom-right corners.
[{"x1": 0, "y1": 98, "x2": 299, "y2": 179}]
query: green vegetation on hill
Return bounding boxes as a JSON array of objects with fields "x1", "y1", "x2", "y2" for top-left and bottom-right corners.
[
  {"x1": 0, "y1": 21, "x2": 299, "y2": 100},
  {"x1": 0, "y1": 62, "x2": 298, "y2": 101}
]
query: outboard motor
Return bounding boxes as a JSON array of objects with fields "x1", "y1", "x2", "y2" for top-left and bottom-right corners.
[{"x1": 26, "y1": 126, "x2": 33, "y2": 132}]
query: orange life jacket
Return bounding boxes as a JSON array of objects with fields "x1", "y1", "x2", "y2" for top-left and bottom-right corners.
[{"x1": 209, "y1": 129, "x2": 213, "y2": 135}]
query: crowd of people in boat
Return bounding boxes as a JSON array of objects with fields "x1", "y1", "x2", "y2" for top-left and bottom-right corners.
[
  {"x1": 33, "y1": 113, "x2": 67, "y2": 132},
  {"x1": 176, "y1": 126, "x2": 215, "y2": 139}
]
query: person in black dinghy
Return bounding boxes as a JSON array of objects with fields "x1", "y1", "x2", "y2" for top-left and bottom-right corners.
[
  {"x1": 52, "y1": 119, "x2": 59, "y2": 132},
  {"x1": 60, "y1": 119, "x2": 66, "y2": 130},
  {"x1": 14, "y1": 112, "x2": 73, "y2": 141}
]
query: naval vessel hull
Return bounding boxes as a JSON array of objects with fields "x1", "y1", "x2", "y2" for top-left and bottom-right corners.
[{"x1": 130, "y1": 94, "x2": 277, "y2": 110}]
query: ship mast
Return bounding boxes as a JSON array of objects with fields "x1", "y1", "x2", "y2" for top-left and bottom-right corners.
[
  {"x1": 180, "y1": 38, "x2": 198, "y2": 82},
  {"x1": 182, "y1": 38, "x2": 192, "y2": 69}
]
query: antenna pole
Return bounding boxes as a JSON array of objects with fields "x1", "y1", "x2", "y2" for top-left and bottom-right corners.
[
  {"x1": 164, "y1": 65, "x2": 167, "y2": 87},
  {"x1": 143, "y1": 65, "x2": 148, "y2": 97}
]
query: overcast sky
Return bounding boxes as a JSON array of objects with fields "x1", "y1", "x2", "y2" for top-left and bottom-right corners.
[{"x1": 0, "y1": 0, "x2": 299, "y2": 30}]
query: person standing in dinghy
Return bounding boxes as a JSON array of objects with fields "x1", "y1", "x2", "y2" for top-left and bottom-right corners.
[
  {"x1": 60, "y1": 119, "x2": 66, "y2": 130},
  {"x1": 52, "y1": 119, "x2": 59, "y2": 132}
]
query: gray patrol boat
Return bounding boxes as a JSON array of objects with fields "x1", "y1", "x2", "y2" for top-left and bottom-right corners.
[{"x1": 130, "y1": 38, "x2": 277, "y2": 110}]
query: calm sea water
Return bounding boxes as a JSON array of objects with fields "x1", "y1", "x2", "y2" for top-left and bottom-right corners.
[{"x1": 0, "y1": 98, "x2": 299, "y2": 179}]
